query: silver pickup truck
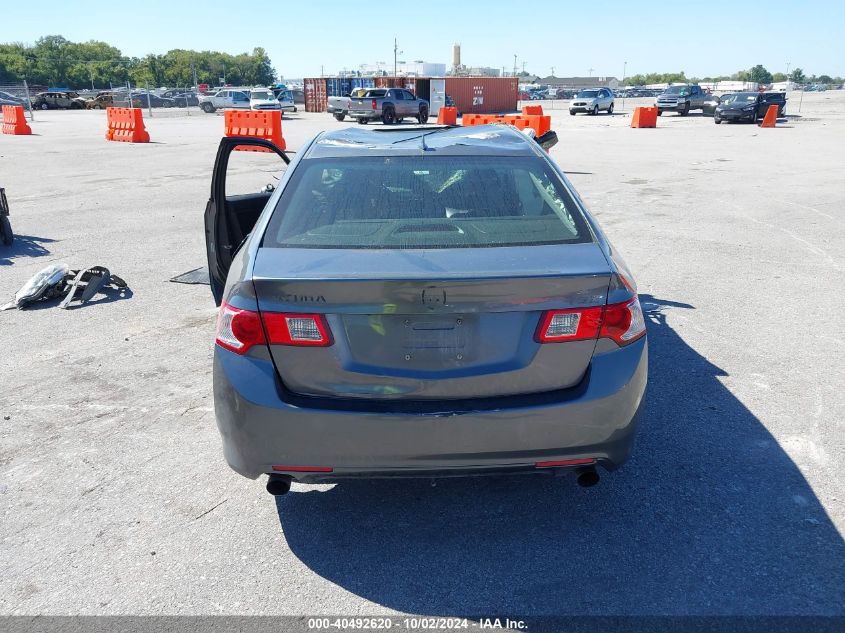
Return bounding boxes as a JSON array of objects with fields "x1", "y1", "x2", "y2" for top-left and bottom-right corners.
[
  {"x1": 348, "y1": 88, "x2": 430, "y2": 125},
  {"x1": 327, "y1": 89, "x2": 368, "y2": 122},
  {"x1": 655, "y1": 84, "x2": 708, "y2": 116}
]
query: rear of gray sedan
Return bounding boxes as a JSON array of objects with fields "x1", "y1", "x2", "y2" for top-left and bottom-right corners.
[{"x1": 210, "y1": 126, "x2": 647, "y2": 491}]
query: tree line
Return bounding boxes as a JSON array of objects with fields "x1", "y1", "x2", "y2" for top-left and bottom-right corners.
[
  {"x1": 622, "y1": 65, "x2": 841, "y2": 86},
  {"x1": 0, "y1": 35, "x2": 277, "y2": 88}
]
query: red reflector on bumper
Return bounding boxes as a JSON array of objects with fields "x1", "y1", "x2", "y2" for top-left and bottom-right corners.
[
  {"x1": 272, "y1": 465, "x2": 334, "y2": 473},
  {"x1": 535, "y1": 458, "x2": 596, "y2": 468}
]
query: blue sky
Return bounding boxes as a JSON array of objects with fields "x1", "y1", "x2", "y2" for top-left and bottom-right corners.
[{"x1": 3, "y1": 0, "x2": 843, "y2": 79}]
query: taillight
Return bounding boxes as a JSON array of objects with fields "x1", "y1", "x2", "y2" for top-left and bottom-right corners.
[
  {"x1": 262, "y1": 312, "x2": 333, "y2": 347},
  {"x1": 600, "y1": 296, "x2": 646, "y2": 345},
  {"x1": 216, "y1": 304, "x2": 333, "y2": 353},
  {"x1": 216, "y1": 303, "x2": 266, "y2": 354},
  {"x1": 535, "y1": 306, "x2": 602, "y2": 343},
  {"x1": 536, "y1": 296, "x2": 645, "y2": 346},
  {"x1": 371, "y1": 99, "x2": 377, "y2": 110}
]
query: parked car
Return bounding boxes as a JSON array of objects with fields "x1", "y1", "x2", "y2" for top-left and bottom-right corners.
[
  {"x1": 569, "y1": 88, "x2": 615, "y2": 115},
  {"x1": 655, "y1": 84, "x2": 707, "y2": 116},
  {"x1": 347, "y1": 88, "x2": 429, "y2": 124},
  {"x1": 250, "y1": 88, "x2": 281, "y2": 111},
  {"x1": 113, "y1": 92, "x2": 175, "y2": 108},
  {"x1": 198, "y1": 89, "x2": 251, "y2": 113},
  {"x1": 203, "y1": 125, "x2": 647, "y2": 494},
  {"x1": 0, "y1": 91, "x2": 26, "y2": 107},
  {"x1": 86, "y1": 92, "x2": 114, "y2": 109},
  {"x1": 171, "y1": 92, "x2": 199, "y2": 107},
  {"x1": 275, "y1": 90, "x2": 297, "y2": 113},
  {"x1": 714, "y1": 92, "x2": 782, "y2": 124},
  {"x1": 161, "y1": 88, "x2": 194, "y2": 99},
  {"x1": 760, "y1": 91, "x2": 787, "y2": 116},
  {"x1": 32, "y1": 91, "x2": 86, "y2": 110},
  {"x1": 702, "y1": 93, "x2": 720, "y2": 116}
]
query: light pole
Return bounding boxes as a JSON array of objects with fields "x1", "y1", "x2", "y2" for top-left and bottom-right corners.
[
  {"x1": 588, "y1": 67, "x2": 594, "y2": 78},
  {"x1": 622, "y1": 61, "x2": 627, "y2": 110},
  {"x1": 513, "y1": 54, "x2": 517, "y2": 78},
  {"x1": 786, "y1": 62, "x2": 791, "y2": 90}
]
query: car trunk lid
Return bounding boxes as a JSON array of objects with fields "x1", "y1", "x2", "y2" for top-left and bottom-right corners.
[{"x1": 252, "y1": 244, "x2": 612, "y2": 401}]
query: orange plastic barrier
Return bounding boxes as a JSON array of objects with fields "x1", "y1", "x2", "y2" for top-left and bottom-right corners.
[
  {"x1": 437, "y1": 106, "x2": 457, "y2": 125},
  {"x1": 521, "y1": 104, "x2": 544, "y2": 116},
  {"x1": 224, "y1": 109, "x2": 286, "y2": 152},
  {"x1": 462, "y1": 112, "x2": 551, "y2": 139},
  {"x1": 760, "y1": 104, "x2": 778, "y2": 128},
  {"x1": 2, "y1": 105, "x2": 32, "y2": 135},
  {"x1": 105, "y1": 108, "x2": 150, "y2": 143},
  {"x1": 630, "y1": 106, "x2": 658, "y2": 128}
]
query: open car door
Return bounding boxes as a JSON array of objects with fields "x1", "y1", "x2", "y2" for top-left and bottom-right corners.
[{"x1": 204, "y1": 137, "x2": 289, "y2": 305}]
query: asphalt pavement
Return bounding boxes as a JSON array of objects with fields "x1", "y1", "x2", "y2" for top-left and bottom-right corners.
[{"x1": 0, "y1": 94, "x2": 843, "y2": 618}]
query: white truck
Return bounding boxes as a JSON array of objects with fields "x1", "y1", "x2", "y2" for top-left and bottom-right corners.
[{"x1": 199, "y1": 88, "x2": 251, "y2": 113}]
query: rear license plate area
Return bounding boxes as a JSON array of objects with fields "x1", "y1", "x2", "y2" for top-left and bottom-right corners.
[{"x1": 404, "y1": 317, "x2": 467, "y2": 350}]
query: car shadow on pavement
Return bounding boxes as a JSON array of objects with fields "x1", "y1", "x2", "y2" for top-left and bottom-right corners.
[
  {"x1": 0, "y1": 234, "x2": 55, "y2": 266},
  {"x1": 274, "y1": 295, "x2": 845, "y2": 615}
]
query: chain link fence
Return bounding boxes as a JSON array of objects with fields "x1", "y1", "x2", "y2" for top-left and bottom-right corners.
[{"x1": 0, "y1": 82, "x2": 35, "y2": 120}]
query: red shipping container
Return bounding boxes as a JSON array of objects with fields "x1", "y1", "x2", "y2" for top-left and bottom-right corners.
[
  {"x1": 445, "y1": 77, "x2": 518, "y2": 114},
  {"x1": 304, "y1": 78, "x2": 328, "y2": 113}
]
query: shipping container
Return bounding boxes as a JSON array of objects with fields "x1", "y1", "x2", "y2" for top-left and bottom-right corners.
[
  {"x1": 445, "y1": 77, "x2": 518, "y2": 114},
  {"x1": 303, "y1": 76, "x2": 517, "y2": 114},
  {"x1": 326, "y1": 78, "x2": 353, "y2": 97},
  {"x1": 304, "y1": 77, "x2": 327, "y2": 113}
]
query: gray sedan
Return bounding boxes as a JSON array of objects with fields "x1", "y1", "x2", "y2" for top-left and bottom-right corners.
[{"x1": 204, "y1": 125, "x2": 647, "y2": 495}]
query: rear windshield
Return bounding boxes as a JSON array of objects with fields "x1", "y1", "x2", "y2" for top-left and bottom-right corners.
[{"x1": 263, "y1": 156, "x2": 593, "y2": 249}]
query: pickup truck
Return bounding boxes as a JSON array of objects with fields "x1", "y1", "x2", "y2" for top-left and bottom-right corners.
[
  {"x1": 348, "y1": 88, "x2": 430, "y2": 125},
  {"x1": 199, "y1": 89, "x2": 251, "y2": 113},
  {"x1": 655, "y1": 84, "x2": 708, "y2": 116},
  {"x1": 327, "y1": 89, "x2": 367, "y2": 122}
]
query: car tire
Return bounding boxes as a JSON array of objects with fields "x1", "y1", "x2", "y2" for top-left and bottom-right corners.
[
  {"x1": 201, "y1": 103, "x2": 214, "y2": 113},
  {"x1": 334, "y1": 113, "x2": 346, "y2": 122},
  {"x1": 657, "y1": 109, "x2": 663, "y2": 116},
  {"x1": 417, "y1": 106, "x2": 429, "y2": 124},
  {"x1": 569, "y1": 110, "x2": 576, "y2": 115},
  {"x1": 0, "y1": 215, "x2": 13, "y2": 246},
  {"x1": 679, "y1": 102, "x2": 690, "y2": 116},
  {"x1": 382, "y1": 106, "x2": 396, "y2": 125},
  {"x1": 590, "y1": 105, "x2": 598, "y2": 116},
  {"x1": 714, "y1": 117, "x2": 721, "y2": 124},
  {"x1": 357, "y1": 118, "x2": 368, "y2": 125},
  {"x1": 40, "y1": 103, "x2": 49, "y2": 110},
  {"x1": 752, "y1": 111, "x2": 759, "y2": 125},
  {"x1": 607, "y1": 102, "x2": 614, "y2": 115}
]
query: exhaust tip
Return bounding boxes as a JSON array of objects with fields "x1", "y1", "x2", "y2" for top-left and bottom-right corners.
[
  {"x1": 266, "y1": 474, "x2": 292, "y2": 496},
  {"x1": 576, "y1": 467, "x2": 600, "y2": 488}
]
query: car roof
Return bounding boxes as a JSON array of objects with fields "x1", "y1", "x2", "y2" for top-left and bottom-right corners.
[{"x1": 305, "y1": 124, "x2": 543, "y2": 159}]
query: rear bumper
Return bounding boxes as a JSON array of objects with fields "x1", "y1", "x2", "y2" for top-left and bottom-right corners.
[
  {"x1": 349, "y1": 111, "x2": 380, "y2": 120},
  {"x1": 213, "y1": 338, "x2": 648, "y2": 481}
]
